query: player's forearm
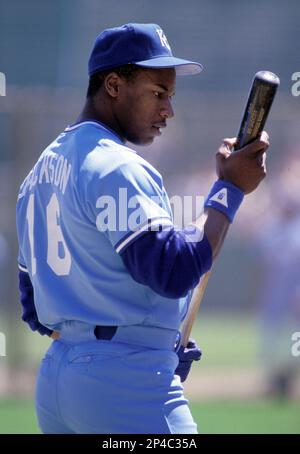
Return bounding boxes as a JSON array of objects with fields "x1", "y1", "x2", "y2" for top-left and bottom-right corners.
[{"x1": 194, "y1": 208, "x2": 230, "y2": 260}]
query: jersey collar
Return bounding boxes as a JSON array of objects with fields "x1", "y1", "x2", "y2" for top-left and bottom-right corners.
[{"x1": 64, "y1": 120, "x2": 124, "y2": 144}]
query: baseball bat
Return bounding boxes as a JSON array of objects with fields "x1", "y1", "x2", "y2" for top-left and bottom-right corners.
[{"x1": 181, "y1": 70, "x2": 280, "y2": 348}]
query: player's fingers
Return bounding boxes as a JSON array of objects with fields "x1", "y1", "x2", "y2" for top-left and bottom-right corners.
[
  {"x1": 260, "y1": 130, "x2": 269, "y2": 143},
  {"x1": 256, "y1": 150, "x2": 267, "y2": 173},
  {"x1": 222, "y1": 137, "x2": 237, "y2": 150},
  {"x1": 239, "y1": 133, "x2": 269, "y2": 156},
  {"x1": 217, "y1": 142, "x2": 233, "y2": 159},
  {"x1": 256, "y1": 131, "x2": 270, "y2": 153},
  {"x1": 216, "y1": 149, "x2": 229, "y2": 163},
  {"x1": 223, "y1": 137, "x2": 236, "y2": 146}
]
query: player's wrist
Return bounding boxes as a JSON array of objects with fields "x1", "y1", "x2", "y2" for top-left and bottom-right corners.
[{"x1": 204, "y1": 179, "x2": 244, "y2": 223}]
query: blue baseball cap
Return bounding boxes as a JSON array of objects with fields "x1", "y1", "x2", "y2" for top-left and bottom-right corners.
[{"x1": 88, "y1": 23, "x2": 203, "y2": 76}]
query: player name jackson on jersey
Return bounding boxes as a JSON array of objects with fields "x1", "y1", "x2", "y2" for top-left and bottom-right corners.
[{"x1": 18, "y1": 149, "x2": 72, "y2": 200}]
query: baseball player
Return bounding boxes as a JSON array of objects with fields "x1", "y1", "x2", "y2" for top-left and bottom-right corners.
[{"x1": 16, "y1": 23, "x2": 269, "y2": 434}]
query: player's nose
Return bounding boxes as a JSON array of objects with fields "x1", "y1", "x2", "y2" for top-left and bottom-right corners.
[{"x1": 161, "y1": 98, "x2": 174, "y2": 120}]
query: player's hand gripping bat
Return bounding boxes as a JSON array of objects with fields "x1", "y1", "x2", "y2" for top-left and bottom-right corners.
[{"x1": 180, "y1": 71, "x2": 280, "y2": 347}]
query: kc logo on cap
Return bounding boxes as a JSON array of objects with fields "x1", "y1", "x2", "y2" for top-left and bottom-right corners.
[{"x1": 156, "y1": 29, "x2": 171, "y2": 51}]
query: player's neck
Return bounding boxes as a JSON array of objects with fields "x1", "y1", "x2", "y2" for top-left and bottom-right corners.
[{"x1": 76, "y1": 100, "x2": 126, "y2": 143}]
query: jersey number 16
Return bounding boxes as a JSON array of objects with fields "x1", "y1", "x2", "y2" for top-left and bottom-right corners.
[{"x1": 26, "y1": 192, "x2": 71, "y2": 276}]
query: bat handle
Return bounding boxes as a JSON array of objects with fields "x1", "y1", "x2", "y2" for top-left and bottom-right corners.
[{"x1": 180, "y1": 270, "x2": 212, "y2": 347}]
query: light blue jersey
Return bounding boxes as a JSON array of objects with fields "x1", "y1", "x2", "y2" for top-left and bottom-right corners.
[{"x1": 16, "y1": 121, "x2": 189, "y2": 332}]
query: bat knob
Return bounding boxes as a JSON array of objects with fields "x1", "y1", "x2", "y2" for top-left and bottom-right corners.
[{"x1": 255, "y1": 71, "x2": 280, "y2": 86}]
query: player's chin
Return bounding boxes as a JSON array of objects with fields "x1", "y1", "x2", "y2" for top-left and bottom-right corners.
[
  {"x1": 141, "y1": 136, "x2": 155, "y2": 145},
  {"x1": 127, "y1": 126, "x2": 162, "y2": 145},
  {"x1": 140, "y1": 127, "x2": 162, "y2": 145},
  {"x1": 129, "y1": 133, "x2": 155, "y2": 146}
]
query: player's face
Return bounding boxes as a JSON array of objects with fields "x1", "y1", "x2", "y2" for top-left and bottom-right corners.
[{"x1": 116, "y1": 68, "x2": 176, "y2": 145}]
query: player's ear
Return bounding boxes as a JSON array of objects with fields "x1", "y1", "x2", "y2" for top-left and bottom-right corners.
[{"x1": 104, "y1": 72, "x2": 123, "y2": 98}]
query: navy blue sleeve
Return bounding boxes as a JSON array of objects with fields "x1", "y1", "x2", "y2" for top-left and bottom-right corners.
[
  {"x1": 120, "y1": 226, "x2": 212, "y2": 298},
  {"x1": 18, "y1": 270, "x2": 53, "y2": 336}
]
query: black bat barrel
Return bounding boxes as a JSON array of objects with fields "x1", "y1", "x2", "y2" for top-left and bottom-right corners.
[{"x1": 235, "y1": 71, "x2": 280, "y2": 150}]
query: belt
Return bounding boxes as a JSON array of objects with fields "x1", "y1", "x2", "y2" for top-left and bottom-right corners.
[{"x1": 55, "y1": 321, "x2": 180, "y2": 351}]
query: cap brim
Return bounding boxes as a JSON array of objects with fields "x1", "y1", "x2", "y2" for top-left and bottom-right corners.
[{"x1": 135, "y1": 56, "x2": 203, "y2": 75}]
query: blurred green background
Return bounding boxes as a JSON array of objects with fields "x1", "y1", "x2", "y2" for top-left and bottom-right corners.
[
  {"x1": 1, "y1": 398, "x2": 299, "y2": 434},
  {"x1": 0, "y1": 0, "x2": 299, "y2": 434}
]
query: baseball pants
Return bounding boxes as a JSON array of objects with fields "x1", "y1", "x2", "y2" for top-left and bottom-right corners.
[{"x1": 36, "y1": 338, "x2": 198, "y2": 434}]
